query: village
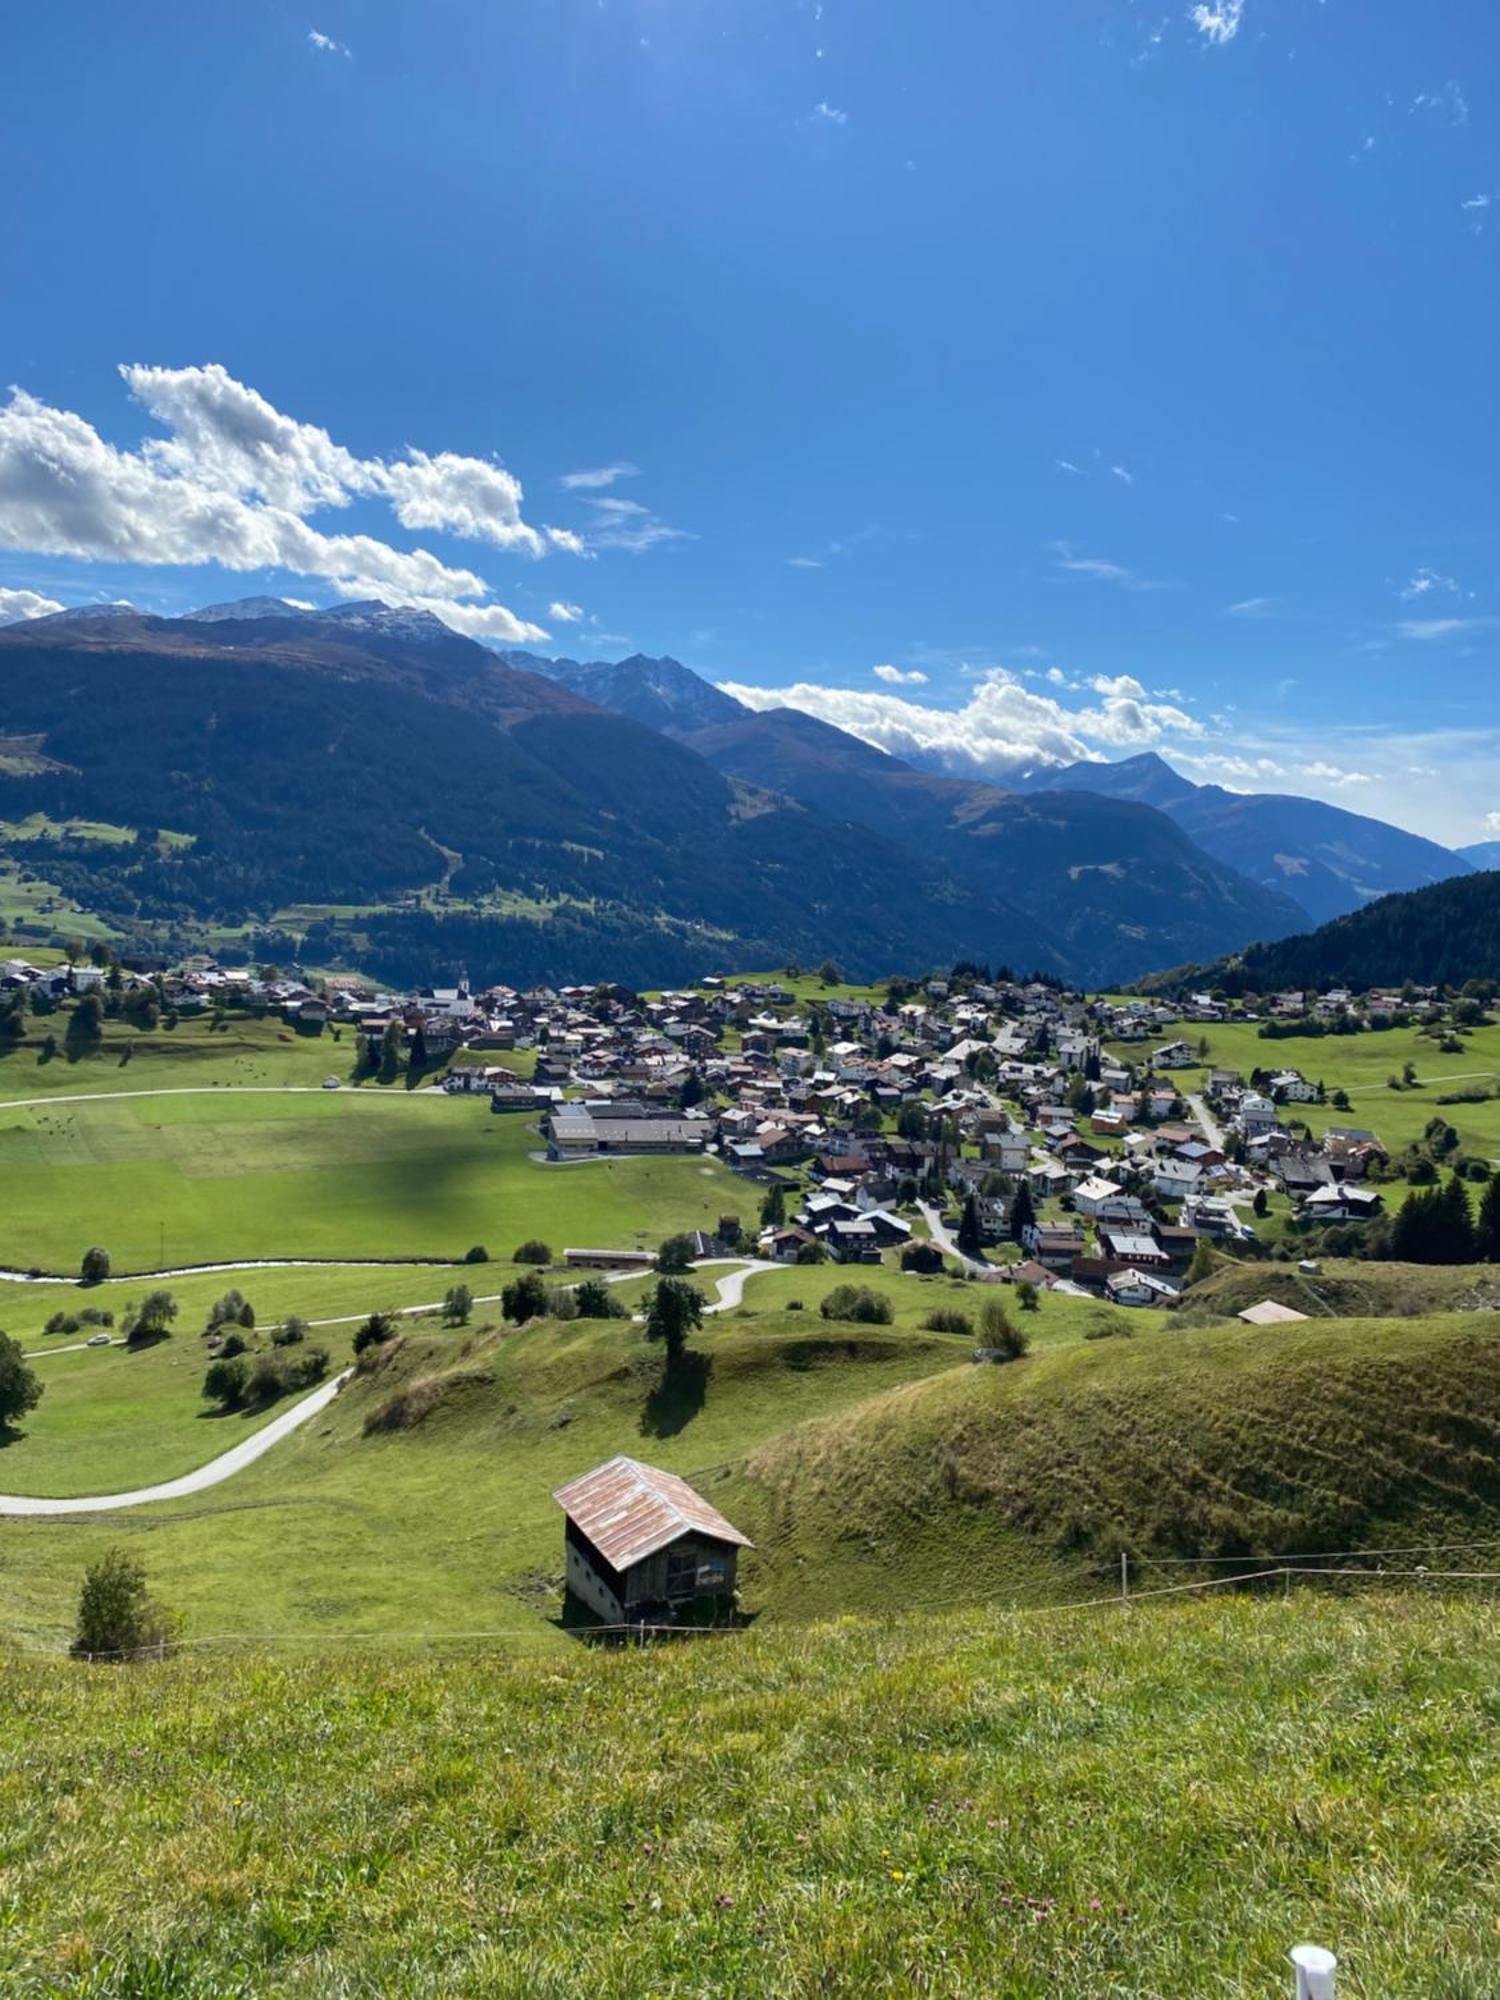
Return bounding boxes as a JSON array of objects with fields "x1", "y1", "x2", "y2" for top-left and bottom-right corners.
[{"x1": 3, "y1": 948, "x2": 1420, "y2": 1309}]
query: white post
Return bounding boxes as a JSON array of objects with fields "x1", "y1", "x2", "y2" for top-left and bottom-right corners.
[
  {"x1": 1120, "y1": 1550, "x2": 1129, "y2": 1602},
  {"x1": 1290, "y1": 1943, "x2": 1336, "y2": 1999}
]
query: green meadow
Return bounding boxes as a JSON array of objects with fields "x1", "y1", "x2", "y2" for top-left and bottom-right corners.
[
  {"x1": 1110, "y1": 1016, "x2": 1500, "y2": 1160},
  {"x1": 0, "y1": 1093, "x2": 757, "y2": 1274},
  {"x1": 1, "y1": 1594, "x2": 1495, "y2": 1997}
]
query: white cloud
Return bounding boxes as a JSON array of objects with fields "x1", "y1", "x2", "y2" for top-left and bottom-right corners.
[
  {"x1": 1412, "y1": 82, "x2": 1469, "y2": 127},
  {"x1": 872, "y1": 663, "x2": 928, "y2": 685},
  {"x1": 786, "y1": 555, "x2": 825, "y2": 569},
  {"x1": 1110, "y1": 464, "x2": 1135, "y2": 485},
  {"x1": 1400, "y1": 566, "x2": 1462, "y2": 599},
  {"x1": 308, "y1": 28, "x2": 349, "y2": 56},
  {"x1": 1050, "y1": 543, "x2": 1159, "y2": 590},
  {"x1": 1228, "y1": 596, "x2": 1279, "y2": 618},
  {"x1": 1399, "y1": 616, "x2": 1484, "y2": 640},
  {"x1": 1054, "y1": 458, "x2": 1082, "y2": 475},
  {"x1": 582, "y1": 495, "x2": 692, "y2": 553},
  {"x1": 1463, "y1": 193, "x2": 1492, "y2": 211},
  {"x1": 0, "y1": 585, "x2": 64, "y2": 625},
  {"x1": 559, "y1": 463, "x2": 638, "y2": 491},
  {"x1": 714, "y1": 666, "x2": 1202, "y2": 780},
  {"x1": 812, "y1": 102, "x2": 849, "y2": 125},
  {"x1": 1298, "y1": 761, "x2": 1371, "y2": 786},
  {"x1": 547, "y1": 600, "x2": 584, "y2": 622},
  {"x1": 1485, "y1": 811, "x2": 1500, "y2": 835},
  {"x1": 1189, "y1": 1, "x2": 1244, "y2": 46},
  {"x1": 0, "y1": 366, "x2": 559, "y2": 642}
]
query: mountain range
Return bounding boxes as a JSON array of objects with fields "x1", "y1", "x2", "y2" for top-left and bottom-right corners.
[{"x1": 0, "y1": 599, "x2": 1472, "y2": 988}]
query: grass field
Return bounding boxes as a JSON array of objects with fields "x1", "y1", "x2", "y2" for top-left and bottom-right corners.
[
  {"x1": 1, "y1": 1593, "x2": 1496, "y2": 1996},
  {"x1": 8, "y1": 1294, "x2": 1500, "y2": 1660},
  {"x1": 0, "y1": 1313, "x2": 973, "y2": 1653},
  {"x1": 0, "y1": 1093, "x2": 757, "y2": 1274},
  {"x1": 0, "y1": 1011, "x2": 369, "y2": 1102},
  {"x1": 1110, "y1": 1017, "x2": 1500, "y2": 1161}
]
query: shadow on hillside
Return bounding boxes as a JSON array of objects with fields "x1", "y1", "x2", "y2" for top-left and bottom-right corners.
[{"x1": 639, "y1": 1349, "x2": 710, "y2": 1438}]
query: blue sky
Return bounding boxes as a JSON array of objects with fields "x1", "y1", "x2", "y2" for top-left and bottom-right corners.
[{"x1": 1, "y1": 0, "x2": 1497, "y2": 843}]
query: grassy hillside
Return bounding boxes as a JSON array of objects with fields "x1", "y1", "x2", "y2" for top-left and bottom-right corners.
[
  {"x1": 738, "y1": 1310, "x2": 1500, "y2": 1619},
  {"x1": 1184, "y1": 1254, "x2": 1500, "y2": 1321},
  {"x1": 1, "y1": 1595, "x2": 1496, "y2": 1996},
  {"x1": 0, "y1": 1094, "x2": 756, "y2": 1273},
  {"x1": 9, "y1": 1300, "x2": 1500, "y2": 1661},
  {"x1": 0, "y1": 1010, "x2": 382, "y2": 1103},
  {"x1": 0, "y1": 1312, "x2": 971, "y2": 1652}
]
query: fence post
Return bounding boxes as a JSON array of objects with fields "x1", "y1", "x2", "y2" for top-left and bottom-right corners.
[
  {"x1": 1290, "y1": 1943, "x2": 1336, "y2": 1999},
  {"x1": 1120, "y1": 1551, "x2": 1129, "y2": 1604}
]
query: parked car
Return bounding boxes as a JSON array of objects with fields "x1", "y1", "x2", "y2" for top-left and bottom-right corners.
[
  {"x1": 86, "y1": 1332, "x2": 112, "y2": 1347},
  {"x1": 322, "y1": 1075, "x2": 342, "y2": 1089}
]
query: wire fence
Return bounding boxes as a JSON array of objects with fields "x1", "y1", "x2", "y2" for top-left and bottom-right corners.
[{"x1": 38, "y1": 1537, "x2": 1500, "y2": 1663}]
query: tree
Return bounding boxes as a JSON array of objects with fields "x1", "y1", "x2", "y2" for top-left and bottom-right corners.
[
  {"x1": 1010, "y1": 1180, "x2": 1036, "y2": 1244},
  {"x1": 956, "y1": 1192, "x2": 984, "y2": 1258},
  {"x1": 656, "y1": 1233, "x2": 698, "y2": 1274},
  {"x1": 443, "y1": 1283, "x2": 474, "y2": 1325},
  {"x1": 512, "y1": 1239, "x2": 552, "y2": 1266},
  {"x1": 574, "y1": 1277, "x2": 627, "y2": 1319},
  {"x1": 272, "y1": 1315, "x2": 309, "y2": 1346},
  {"x1": 353, "y1": 1308, "x2": 400, "y2": 1353},
  {"x1": 70, "y1": 992, "x2": 105, "y2": 1041},
  {"x1": 1477, "y1": 1176, "x2": 1500, "y2": 1263},
  {"x1": 760, "y1": 1181, "x2": 786, "y2": 1228},
  {"x1": 1252, "y1": 1188, "x2": 1269, "y2": 1218},
  {"x1": 0, "y1": 1330, "x2": 43, "y2": 1428},
  {"x1": 378, "y1": 1018, "x2": 405, "y2": 1082},
  {"x1": 678, "y1": 1070, "x2": 706, "y2": 1109},
  {"x1": 80, "y1": 1245, "x2": 111, "y2": 1284},
  {"x1": 979, "y1": 1295, "x2": 1028, "y2": 1359},
  {"x1": 817, "y1": 959, "x2": 840, "y2": 987},
  {"x1": 1186, "y1": 1238, "x2": 1218, "y2": 1286},
  {"x1": 501, "y1": 1270, "x2": 549, "y2": 1323},
  {"x1": 71, "y1": 1549, "x2": 172, "y2": 1662},
  {"x1": 207, "y1": 1288, "x2": 251, "y2": 1332},
  {"x1": 901, "y1": 1241, "x2": 945, "y2": 1274},
  {"x1": 1015, "y1": 1278, "x2": 1040, "y2": 1312},
  {"x1": 202, "y1": 1354, "x2": 249, "y2": 1411},
  {"x1": 463, "y1": 1244, "x2": 490, "y2": 1264},
  {"x1": 123, "y1": 1289, "x2": 177, "y2": 1345},
  {"x1": 644, "y1": 1277, "x2": 705, "y2": 1368}
]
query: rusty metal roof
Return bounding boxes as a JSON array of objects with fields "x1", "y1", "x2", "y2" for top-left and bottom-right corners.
[{"x1": 552, "y1": 1455, "x2": 753, "y2": 1571}]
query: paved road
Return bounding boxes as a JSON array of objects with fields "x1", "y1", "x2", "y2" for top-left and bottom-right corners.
[
  {"x1": 1186, "y1": 1093, "x2": 1226, "y2": 1151},
  {"x1": 918, "y1": 1202, "x2": 999, "y2": 1279},
  {"x1": 1, "y1": 1258, "x2": 776, "y2": 1512},
  {"x1": 0, "y1": 1083, "x2": 447, "y2": 1112}
]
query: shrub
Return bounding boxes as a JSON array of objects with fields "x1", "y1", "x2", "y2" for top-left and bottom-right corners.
[
  {"x1": 463, "y1": 1244, "x2": 490, "y2": 1264},
  {"x1": 443, "y1": 1283, "x2": 474, "y2": 1325},
  {"x1": 574, "y1": 1278, "x2": 627, "y2": 1319},
  {"x1": 79, "y1": 1308, "x2": 112, "y2": 1328},
  {"x1": 44, "y1": 1312, "x2": 81, "y2": 1336},
  {"x1": 271, "y1": 1315, "x2": 309, "y2": 1346},
  {"x1": 71, "y1": 1550, "x2": 172, "y2": 1662},
  {"x1": 512, "y1": 1240, "x2": 552, "y2": 1266},
  {"x1": 656, "y1": 1233, "x2": 698, "y2": 1274},
  {"x1": 924, "y1": 1307, "x2": 974, "y2": 1335},
  {"x1": 501, "y1": 1271, "x2": 549, "y2": 1324},
  {"x1": 1015, "y1": 1280, "x2": 1040, "y2": 1312},
  {"x1": 217, "y1": 1330, "x2": 247, "y2": 1359},
  {"x1": 202, "y1": 1354, "x2": 249, "y2": 1411},
  {"x1": 353, "y1": 1309, "x2": 400, "y2": 1354},
  {"x1": 901, "y1": 1242, "x2": 945, "y2": 1275},
  {"x1": 122, "y1": 1289, "x2": 177, "y2": 1346},
  {"x1": 979, "y1": 1295, "x2": 1029, "y2": 1359},
  {"x1": 0, "y1": 1330, "x2": 43, "y2": 1428},
  {"x1": 80, "y1": 1246, "x2": 111, "y2": 1284},
  {"x1": 820, "y1": 1285, "x2": 893, "y2": 1325}
]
